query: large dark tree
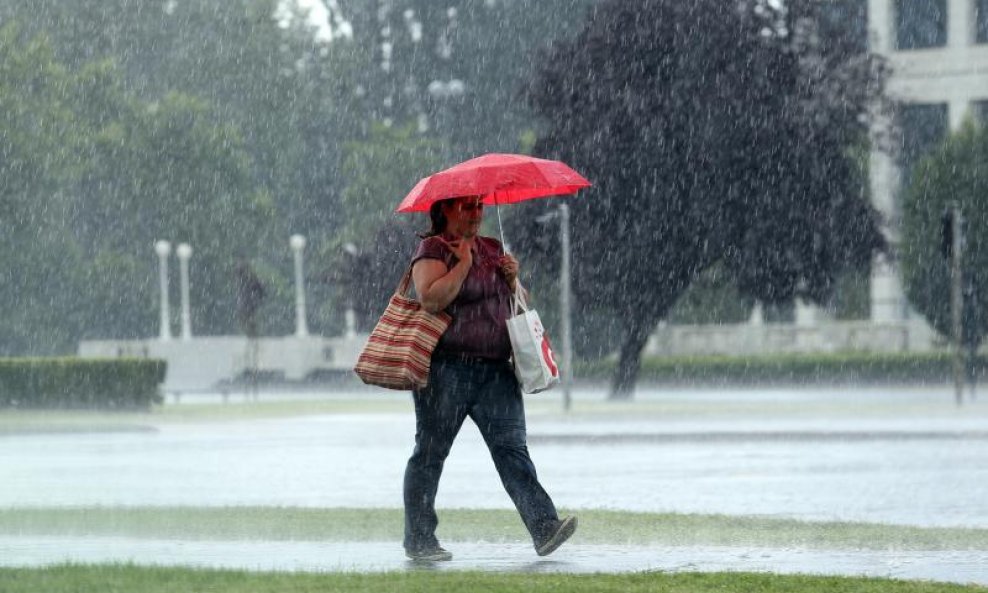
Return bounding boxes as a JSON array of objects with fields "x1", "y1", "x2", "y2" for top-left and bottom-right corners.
[{"x1": 521, "y1": 0, "x2": 889, "y2": 398}]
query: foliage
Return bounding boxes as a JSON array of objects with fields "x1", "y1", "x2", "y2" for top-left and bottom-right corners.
[
  {"x1": 0, "y1": 565, "x2": 979, "y2": 593},
  {"x1": 336, "y1": 0, "x2": 596, "y2": 160},
  {"x1": 520, "y1": 0, "x2": 889, "y2": 398},
  {"x1": 0, "y1": 3, "x2": 357, "y2": 350},
  {"x1": 577, "y1": 352, "x2": 980, "y2": 385},
  {"x1": 318, "y1": 122, "x2": 442, "y2": 331},
  {"x1": 666, "y1": 266, "x2": 753, "y2": 325},
  {"x1": 0, "y1": 0, "x2": 600, "y2": 353},
  {"x1": 0, "y1": 358, "x2": 164, "y2": 410},
  {"x1": 901, "y1": 119, "x2": 988, "y2": 350},
  {"x1": 0, "y1": 26, "x2": 89, "y2": 354},
  {"x1": 337, "y1": 122, "x2": 442, "y2": 245},
  {"x1": 78, "y1": 91, "x2": 275, "y2": 339}
]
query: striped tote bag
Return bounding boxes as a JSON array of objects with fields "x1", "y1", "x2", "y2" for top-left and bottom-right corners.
[{"x1": 354, "y1": 267, "x2": 451, "y2": 390}]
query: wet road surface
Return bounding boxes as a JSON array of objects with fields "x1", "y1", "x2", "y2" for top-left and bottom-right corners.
[
  {"x1": 2, "y1": 386, "x2": 986, "y2": 526},
  {"x1": 2, "y1": 536, "x2": 987, "y2": 586},
  {"x1": 2, "y1": 386, "x2": 987, "y2": 584}
]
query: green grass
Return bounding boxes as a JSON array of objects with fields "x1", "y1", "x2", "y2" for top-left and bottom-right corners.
[
  {"x1": 0, "y1": 565, "x2": 983, "y2": 593},
  {"x1": 3, "y1": 507, "x2": 987, "y2": 551}
]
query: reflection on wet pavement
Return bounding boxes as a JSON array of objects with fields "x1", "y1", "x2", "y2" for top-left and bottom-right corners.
[
  {"x1": 1, "y1": 536, "x2": 986, "y2": 586},
  {"x1": 3, "y1": 388, "x2": 987, "y2": 526}
]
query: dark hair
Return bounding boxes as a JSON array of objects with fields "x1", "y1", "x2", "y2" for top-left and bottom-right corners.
[{"x1": 419, "y1": 200, "x2": 448, "y2": 238}]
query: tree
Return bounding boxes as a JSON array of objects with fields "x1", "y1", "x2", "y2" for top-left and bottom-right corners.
[
  {"x1": 0, "y1": 1, "x2": 365, "y2": 346},
  {"x1": 901, "y1": 119, "x2": 988, "y2": 352},
  {"x1": 0, "y1": 25, "x2": 99, "y2": 354},
  {"x1": 336, "y1": 0, "x2": 596, "y2": 160},
  {"x1": 0, "y1": 24, "x2": 280, "y2": 353},
  {"x1": 521, "y1": 0, "x2": 889, "y2": 398},
  {"x1": 321, "y1": 122, "x2": 442, "y2": 332},
  {"x1": 76, "y1": 90, "x2": 276, "y2": 340}
]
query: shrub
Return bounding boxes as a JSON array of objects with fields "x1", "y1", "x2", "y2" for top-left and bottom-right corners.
[
  {"x1": 0, "y1": 358, "x2": 165, "y2": 410},
  {"x1": 575, "y1": 352, "x2": 980, "y2": 385}
]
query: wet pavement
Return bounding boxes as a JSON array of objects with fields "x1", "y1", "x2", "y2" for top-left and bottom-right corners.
[
  {"x1": 2, "y1": 537, "x2": 988, "y2": 586},
  {"x1": 2, "y1": 386, "x2": 987, "y2": 526},
  {"x1": 2, "y1": 385, "x2": 988, "y2": 584}
]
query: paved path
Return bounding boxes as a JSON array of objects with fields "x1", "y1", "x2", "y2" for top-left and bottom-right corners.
[
  {"x1": 3, "y1": 386, "x2": 987, "y2": 526},
  {"x1": 2, "y1": 386, "x2": 988, "y2": 585},
  {"x1": 2, "y1": 536, "x2": 987, "y2": 586}
]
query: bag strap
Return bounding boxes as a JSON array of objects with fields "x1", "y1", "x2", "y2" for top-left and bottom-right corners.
[
  {"x1": 511, "y1": 279, "x2": 530, "y2": 314},
  {"x1": 396, "y1": 265, "x2": 415, "y2": 297}
]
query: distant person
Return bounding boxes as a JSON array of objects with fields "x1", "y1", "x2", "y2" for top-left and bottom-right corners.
[
  {"x1": 235, "y1": 259, "x2": 265, "y2": 339},
  {"x1": 403, "y1": 195, "x2": 577, "y2": 561},
  {"x1": 235, "y1": 259, "x2": 265, "y2": 397}
]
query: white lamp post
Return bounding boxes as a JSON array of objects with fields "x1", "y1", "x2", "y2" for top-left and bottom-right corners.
[
  {"x1": 536, "y1": 205, "x2": 573, "y2": 412},
  {"x1": 176, "y1": 243, "x2": 193, "y2": 340},
  {"x1": 290, "y1": 234, "x2": 309, "y2": 338},
  {"x1": 343, "y1": 242, "x2": 358, "y2": 338},
  {"x1": 559, "y1": 204, "x2": 573, "y2": 412},
  {"x1": 154, "y1": 240, "x2": 172, "y2": 341}
]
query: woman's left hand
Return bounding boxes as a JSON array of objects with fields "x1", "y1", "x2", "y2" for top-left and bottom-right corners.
[{"x1": 499, "y1": 254, "x2": 519, "y2": 289}]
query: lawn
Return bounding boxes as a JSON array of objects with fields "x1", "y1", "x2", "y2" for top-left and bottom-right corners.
[{"x1": 0, "y1": 565, "x2": 984, "y2": 593}]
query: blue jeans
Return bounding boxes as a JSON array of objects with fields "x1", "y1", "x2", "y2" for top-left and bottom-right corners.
[{"x1": 403, "y1": 356, "x2": 559, "y2": 550}]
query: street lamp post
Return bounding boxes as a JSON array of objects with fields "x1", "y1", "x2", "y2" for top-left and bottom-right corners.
[
  {"x1": 154, "y1": 240, "x2": 172, "y2": 341},
  {"x1": 176, "y1": 243, "x2": 193, "y2": 341},
  {"x1": 536, "y1": 205, "x2": 574, "y2": 412},
  {"x1": 290, "y1": 234, "x2": 309, "y2": 338},
  {"x1": 343, "y1": 242, "x2": 358, "y2": 338},
  {"x1": 559, "y1": 204, "x2": 573, "y2": 412}
]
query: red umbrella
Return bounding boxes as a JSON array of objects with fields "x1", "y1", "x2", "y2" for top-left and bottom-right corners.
[{"x1": 396, "y1": 153, "x2": 591, "y2": 213}]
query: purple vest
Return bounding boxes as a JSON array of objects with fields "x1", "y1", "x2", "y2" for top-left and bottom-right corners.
[{"x1": 411, "y1": 234, "x2": 513, "y2": 361}]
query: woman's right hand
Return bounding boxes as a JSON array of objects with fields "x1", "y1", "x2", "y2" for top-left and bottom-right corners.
[
  {"x1": 442, "y1": 237, "x2": 474, "y2": 267},
  {"x1": 413, "y1": 238, "x2": 473, "y2": 314}
]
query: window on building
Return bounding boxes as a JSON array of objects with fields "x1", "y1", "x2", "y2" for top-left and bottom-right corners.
[
  {"x1": 977, "y1": 0, "x2": 988, "y2": 43},
  {"x1": 975, "y1": 100, "x2": 988, "y2": 124},
  {"x1": 819, "y1": 0, "x2": 869, "y2": 54},
  {"x1": 897, "y1": 103, "x2": 948, "y2": 188},
  {"x1": 895, "y1": 0, "x2": 947, "y2": 49}
]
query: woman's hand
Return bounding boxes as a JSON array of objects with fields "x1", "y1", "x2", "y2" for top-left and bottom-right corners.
[
  {"x1": 499, "y1": 253, "x2": 519, "y2": 290},
  {"x1": 412, "y1": 237, "x2": 474, "y2": 314},
  {"x1": 442, "y1": 237, "x2": 474, "y2": 267}
]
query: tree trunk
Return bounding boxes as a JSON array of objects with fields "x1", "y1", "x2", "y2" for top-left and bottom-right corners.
[{"x1": 609, "y1": 319, "x2": 654, "y2": 400}]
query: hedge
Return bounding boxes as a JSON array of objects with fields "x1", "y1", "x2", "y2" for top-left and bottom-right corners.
[
  {"x1": 0, "y1": 358, "x2": 166, "y2": 410},
  {"x1": 575, "y1": 352, "x2": 986, "y2": 385}
]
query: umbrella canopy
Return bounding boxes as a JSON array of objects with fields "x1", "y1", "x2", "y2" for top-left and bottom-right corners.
[{"x1": 396, "y1": 153, "x2": 591, "y2": 213}]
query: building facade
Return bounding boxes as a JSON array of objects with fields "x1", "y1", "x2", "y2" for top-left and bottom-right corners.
[
  {"x1": 868, "y1": 0, "x2": 988, "y2": 321},
  {"x1": 650, "y1": 0, "x2": 988, "y2": 357}
]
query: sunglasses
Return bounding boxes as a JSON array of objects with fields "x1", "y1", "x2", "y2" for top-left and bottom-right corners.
[{"x1": 454, "y1": 200, "x2": 485, "y2": 213}]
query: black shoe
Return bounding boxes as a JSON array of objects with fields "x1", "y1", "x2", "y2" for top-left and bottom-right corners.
[
  {"x1": 535, "y1": 516, "x2": 578, "y2": 556},
  {"x1": 405, "y1": 545, "x2": 453, "y2": 561}
]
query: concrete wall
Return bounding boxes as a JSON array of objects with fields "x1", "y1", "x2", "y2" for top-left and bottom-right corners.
[{"x1": 78, "y1": 334, "x2": 370, "y2": 392}]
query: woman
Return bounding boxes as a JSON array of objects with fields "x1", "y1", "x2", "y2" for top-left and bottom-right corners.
[{"x1": 403, "y1": 194, "x2": 577, "y2": 561}]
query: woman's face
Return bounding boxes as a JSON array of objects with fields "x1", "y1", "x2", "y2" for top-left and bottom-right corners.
[{"x1": 442, "y1": 196, "x2": 485, "y2": 238}]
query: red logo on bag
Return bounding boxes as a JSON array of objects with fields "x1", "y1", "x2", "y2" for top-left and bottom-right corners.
[{"x1": 541, "y1": 335, "x2": 558, "y2": 377}]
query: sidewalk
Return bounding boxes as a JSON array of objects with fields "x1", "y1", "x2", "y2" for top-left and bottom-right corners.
[
  {"x1": 2, "y1": 385, "x2": 987, "y2": 585},
  {"x1": 2, "y1": 536, "x2": 987, "y2": 586}
]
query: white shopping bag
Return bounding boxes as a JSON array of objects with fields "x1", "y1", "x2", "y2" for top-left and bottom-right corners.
[{"x1": 506, "y1": 282, "x2": 560, "y2": 394}]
